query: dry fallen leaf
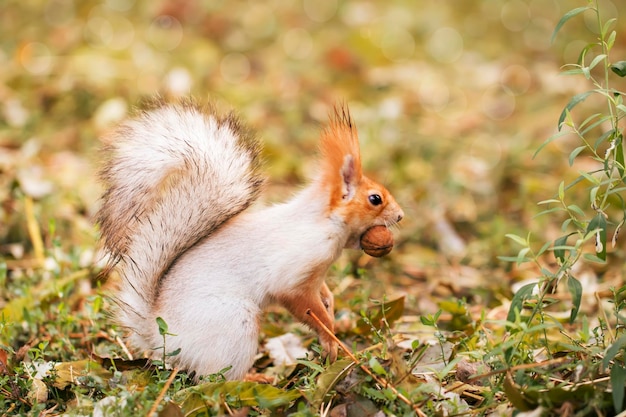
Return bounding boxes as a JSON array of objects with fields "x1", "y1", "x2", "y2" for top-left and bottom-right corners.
[
  {"x1": 264, "y1": 333, "x2": 309, "y2": 366},
  {"x1": 27, "y1": 377, "x2": 48, "y2": 404}
]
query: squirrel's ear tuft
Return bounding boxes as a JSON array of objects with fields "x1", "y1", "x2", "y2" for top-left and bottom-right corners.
[
  {"x1": 319, "y1": 104, "x2": 362, "y2": 174},
  {"x1": 319, "y1": 103, "x2": 363, "y2": 207}
]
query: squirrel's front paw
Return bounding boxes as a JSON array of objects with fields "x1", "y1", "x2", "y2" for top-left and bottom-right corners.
[{"x1": 320, "y1": 336, "x2": 338, "y2": 363}]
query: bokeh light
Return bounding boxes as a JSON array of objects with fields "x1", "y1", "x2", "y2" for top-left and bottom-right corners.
[
  {"x1": 104, "y1": 0, "x2": 135, "y2": 12},
  {"x1": 468, "y1": 134, "x2": 504, "y2": 169},
  {"x1": 44, "y1": 0, "x2": 75, "y2": 26},
  {"x1": 418, "y1": 79, "x2": 450, "y2": 114},
  {"x1": 583, "y1": 0, "x2": 618, "y2": 34},
  {"x1": 438, "y1": 89, "x2": 468, "y2": 120},
  {"x1": 84, "y1": 12, "x2": 115, "y2": 47},
  {"x1": 282, "y1": 28, "x2": 313, "y2": 60},
  {"x1": 147, "y1": 15, "x2": 183, "y2": 51},
  {"x1": 241, "y1": 4, "x2": 276, "y2": 39},
  {"x1": 165, "y1": 67, "x2": 193, "y2": 96},
  {"x1": 480, "y1": 86, "x2": 516, "y2": 120},
  {"x1": 93, "y1": 97, "x2": 128, "y2": 129},
  {"x1": 562, "y1": 39, "x2": 588, "y2": 64},
  {"x1": 303, "y1": 0, "x2": 338, "y2": 23},
  {"x1": 220, "y1": 52, "x2": 251, "y2": 84},
  {"x1": 500, "y1": 0, "x2": 530, "y2": 32},
  {"x1": 84, "y1": 9, "x2": 135, "y2": 50},
  {"x1": 500, "y1": 64, "x2": 532, "y2": 95},
  {"x1": 523, "y1": 17, "x2": 552, "y2": 51},
  {"x1": 341, "y1": 2, "x2": 376, "y2": 26},
  {"x1": 380, "y1": 28, "x2": 415, "y2": 62},
  {"x1": 3, "y1": 98, "x2": 29, "y2": 128},
  {"x1": 426, "y1": 27, "x2": 463, "y2": 64},
  {"x1": 20, "y1": 42, "x2": 53, "y2": 75},
  {"x1": 528, "y1": 0, "x2": 561, "y2": 21}
]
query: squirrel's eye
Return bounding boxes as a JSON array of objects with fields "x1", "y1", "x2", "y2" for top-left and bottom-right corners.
[{"x1": 368, "y1": 194, "x2": 383, "y2": 206}]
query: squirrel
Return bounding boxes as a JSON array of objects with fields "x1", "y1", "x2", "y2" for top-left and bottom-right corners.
[{"x1": 97, "y1": 99, "x2": 404, "y2": 380}]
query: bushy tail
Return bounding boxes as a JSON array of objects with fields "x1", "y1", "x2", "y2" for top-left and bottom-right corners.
[{"x1": 97, "y1": 100, "x2": 265, "y2": 329}]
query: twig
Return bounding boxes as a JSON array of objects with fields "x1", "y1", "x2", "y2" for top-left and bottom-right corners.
[
  {"x1": 147, "y1": 367, "x2": 179, "y2": 417},
  {"x1": 306, "y1": 309, "x2": 426, "y2": 417},
  {"x1": 467, "y1": 357, "x2": 569, "y2": 382},
  {"x1": 595, "y1": 291, "x2": 615, "y2": 342},
  {"x1": 24, "y1": 196, "x2": 45, "y2": 266},
  {"x1": 115, "y1": 335, "x2": 134, "y2": 360}
]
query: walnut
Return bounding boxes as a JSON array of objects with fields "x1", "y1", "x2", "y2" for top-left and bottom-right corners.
[{"x1": 360, "y1": 225, "x2": 394, "y2": 257}]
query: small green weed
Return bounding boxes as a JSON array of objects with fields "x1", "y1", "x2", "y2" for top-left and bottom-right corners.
[{"x1": 501, "y1": 0, "x2": 626, "y2": 414}]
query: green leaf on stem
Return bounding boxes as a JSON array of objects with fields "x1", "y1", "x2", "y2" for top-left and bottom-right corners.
[
  {"x1": 616, "y1": 133, "x2": 625, "y2": 179},
  {"x1": 569, "y1": 146, "x2": 586, "y2": 166},
  {"x1": 610, "y1": 364, "x2": 626, "y2": 413},
  {"x1": 507, "y1": 283, "x2": 537, "y2": 323},
  {"x1": 567, "y1": 275, "x2": 582, "y2": 323},
  {"x1": 601, "y1": 18, "x2": 617, "y2": 39},
  {"x1": 577, "y1": 43, "x2": 594, "y2": 67},
  {"x1": 607, "y1": 30, "x2": 617, "y2": 50},
  {"x1": 551, "y1": 6, "x2": 592, "y2": 44},
  {"x1": 505, "y1": 233, "x2": 528, "y2": 247},
  {"x1": 603, "y1": 334, "x2": 626, "y2": 368},
  {"x1": 587, "y1": 213, "x2": 607, "y2": 261},
  {"x1": 611, "y1": 61, "x2": 626, "y2": 77},
  {"x1": 156, "y1": 316, "x2": 168, "y2": 335},
  {"x1": 588, "y1": 54, "x2": 607, "y2": 71},
  {"x1": 554, "y1": 234, "x2": 572, "y2": 263},
  {"x1": 558, "y1": 181, "x2": 565, "y2": 200},
  {"x1": 558, "y1": 91, "x2": 594, "y2": 129}
]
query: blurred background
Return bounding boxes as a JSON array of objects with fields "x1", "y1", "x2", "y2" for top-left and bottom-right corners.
[{"x1": 1, "y1": 0, "x2": 625, "y2": 313}]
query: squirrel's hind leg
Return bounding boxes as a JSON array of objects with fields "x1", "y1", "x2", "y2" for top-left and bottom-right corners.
[{"x1": 157, "y1": 298, "x2": 261, "y2": 381}]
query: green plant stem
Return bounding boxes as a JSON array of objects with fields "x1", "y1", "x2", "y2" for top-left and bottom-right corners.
[{"x1": 595, "y1": 2, "x2": 616, "y2": 127}]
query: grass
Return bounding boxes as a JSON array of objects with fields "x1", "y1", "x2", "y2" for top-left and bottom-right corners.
[{"x1": 1, "y1": 0, "x2": 626, "y2": 415}]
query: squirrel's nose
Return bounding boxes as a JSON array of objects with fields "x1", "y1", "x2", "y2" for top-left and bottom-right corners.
[{"x1": 396, "y1": 210, "x2": 404, "y2": 223}]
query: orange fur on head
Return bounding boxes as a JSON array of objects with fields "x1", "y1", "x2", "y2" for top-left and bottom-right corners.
[{"x1": 319, "y1": 104, "x2": 363, "y2": 210}]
